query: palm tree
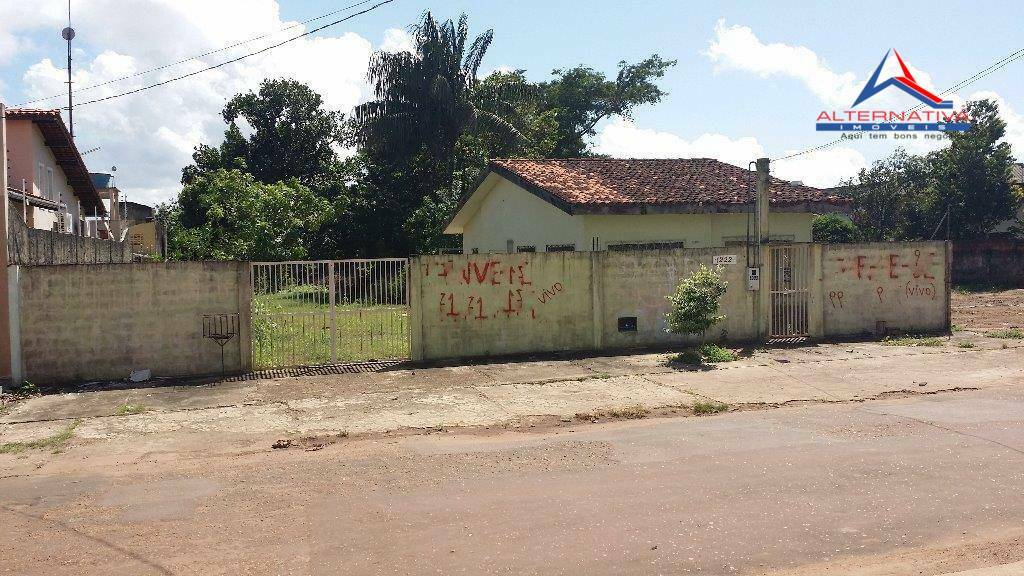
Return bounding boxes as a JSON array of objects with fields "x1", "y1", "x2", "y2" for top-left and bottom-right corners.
[{"x1": 352, "y1": 12, "x2": 527, "y2": 178}]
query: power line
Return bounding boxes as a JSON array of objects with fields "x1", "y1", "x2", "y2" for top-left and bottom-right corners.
[
  {"x1": 772, "y1": 46, "x2": 1024, "y2": 163},
  {"x1": 73, "y1": 0, "x2": 395, "y2": 108},
  {"x1": 16, "y1": 0, "x2": 379, "y2": 107}
]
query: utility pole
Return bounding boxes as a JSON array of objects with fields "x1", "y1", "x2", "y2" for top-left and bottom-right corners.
[
  {"x1": 755, "y1": 157, "x2": 771, "y2": 245},
  {"x1": 62, "y1": 0, "x2": 75, "y2": 138}
]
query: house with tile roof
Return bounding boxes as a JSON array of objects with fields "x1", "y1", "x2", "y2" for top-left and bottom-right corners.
[
  {"x1": 3, "y1": 108, "x2": 106, "y2": 235},
  {"x1": 443, "y1": 158, "x2": 851, "y2": 254}
]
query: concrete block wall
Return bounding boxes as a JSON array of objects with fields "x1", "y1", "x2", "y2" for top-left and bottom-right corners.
[
  {"x1": 14, "y1": 261, "x2": 252, "y2": 384},
  {"x1": 412, "y1": 242, "x2": 951, "y2": 362},
  {"x1": 411, "y1": 248, "x2": 760, "y2": 361},
  {"x1": 951, "y1": 240, "x2": 1024, "y2": 286},
  {"x1": 821, "y1": 242, "x2": 950, "y2": 335}
]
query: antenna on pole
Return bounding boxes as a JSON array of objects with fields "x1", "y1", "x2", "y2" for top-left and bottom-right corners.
[{"x1": 62, "y1": 0, "x2": 75, "y2": 138}]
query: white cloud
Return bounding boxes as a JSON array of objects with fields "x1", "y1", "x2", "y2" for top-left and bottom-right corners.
[
  {"x1": 380, "y1": 28, "x2": 414, "y2": 54},
  {"x1": 595, "y1": 118, "x2": 866, "y2": 188},
  {"x1": 771, "y1": 147, "x2": 868, "y2": 187},
  {"x1": 596, "y1": 118, "x2": 764, "y2": 168},
  {"x1": 704, "y1": 20, "x2": 940, "y2": 111},
  {"x1": 9, "y1": 0, "x2": 385, "y2": 206}
]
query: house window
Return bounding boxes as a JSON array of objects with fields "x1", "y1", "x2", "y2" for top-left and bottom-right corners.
[
  {"x1": 45, "y1": 167, "x2": 54, "y2": 201},
  {"x1": 516, "y1": 245, "x2": 536, "y2": 253},
  {"x1": 36, "y1": 163, "x2": 44, "y2": 196},
  {"x1": 607, "y1": 241, "x2": 685, "y2": 252},
  {"x1": 545, "y1": 244, "x2": 575, "y2": 252}
]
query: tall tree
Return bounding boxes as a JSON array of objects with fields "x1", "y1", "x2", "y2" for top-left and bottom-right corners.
[
  {"x1": 182, "y1": 78, "x2": 345, "y2": 189},
  {"x1": 351, "y1": 12, "x2": 530, "y2": 254},
  {"x1": 540, "y1": 55, "x2": 677, "y2": 157},
  {"x1": 925, "y1": 99, "x2": 1017, "y2": 240}
]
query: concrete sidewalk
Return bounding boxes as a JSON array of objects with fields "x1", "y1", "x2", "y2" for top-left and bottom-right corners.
[{"x1": 2, "y1": 333, "x2": 1022, "y2": 449}]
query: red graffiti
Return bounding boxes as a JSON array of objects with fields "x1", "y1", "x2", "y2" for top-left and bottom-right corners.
[{"x1": 828, "y1": 290, "x2": 845, "y2": 309}]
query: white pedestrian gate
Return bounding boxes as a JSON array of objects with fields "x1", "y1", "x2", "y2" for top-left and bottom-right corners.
[
  {"x1": 250, "y1": 259, "x2": 409, "y2": 369},
  {"x1": 769, "y1": 244, "x2": 810, "y2": 338}
]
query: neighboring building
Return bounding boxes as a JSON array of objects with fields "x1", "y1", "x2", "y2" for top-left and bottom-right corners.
[
  {"x1": 86, "y1": 174, "x2": 165, "y2": 256},
  {"x1": 444, "y1": 158, "x2": 851, "y2": 253},
  {"x1": 4, "y1": 109, "x2": 105, "y2": 234}
]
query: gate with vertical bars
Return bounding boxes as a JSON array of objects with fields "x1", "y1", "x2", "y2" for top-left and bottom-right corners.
[
  {"x1": 249, "y1": 259, "x2": 409, "y2": 369},
  {"x1": 769, "y1": 244, "x2": 810, "y2": 338}
]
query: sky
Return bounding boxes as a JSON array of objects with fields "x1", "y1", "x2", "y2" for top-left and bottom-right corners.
[{"x1": 1, "y1": 0, "x2": 1022, "y2": 206}]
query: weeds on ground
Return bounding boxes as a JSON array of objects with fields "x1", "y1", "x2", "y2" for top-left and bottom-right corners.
[
  {"x1": 692, "y1": 401, "x2": 729, "y2": 415},
  {"x1": 985, "y1": 328, "x2": 1024, "y2": 339},
  {"x1": 575, "y1": 404, "x2": 649, "y2": 422},
  {"x1": 957, "y1": 341, "x2": 976, "y2": 349},
  {"x1": 669, "y1": 344, "x2": 738, "y2": 365},
  {"x1": 9, "y1": 381, "x2": 39, "y2": 398},
  {"x1": 114, "y1": 403, "x2": 148, "y2": 416},
  {"x1": 881, "y1": 335, "x2": 945, "y2": 347},
  {"x1": 698, "y1": 344, "x2": 738, "y2": 363},
  {"x1": 0, "y1": 419, "x2": 80, "y2": 455}
]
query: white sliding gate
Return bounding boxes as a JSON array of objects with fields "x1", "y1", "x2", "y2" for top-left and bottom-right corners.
[{"x1": 250, "y1": 259, "x2": 409, "y2": 369}]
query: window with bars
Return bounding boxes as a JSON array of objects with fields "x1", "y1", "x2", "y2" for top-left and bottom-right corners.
[
  {"x1": 545, "y1": 244, "x2": 575, "y2": 252},
  {"x1": 606, "y1": 241, "x2": 685, "y2": 252},
  {"x1": 516, "y1": 245, "x2": 536, "y2": 253}
]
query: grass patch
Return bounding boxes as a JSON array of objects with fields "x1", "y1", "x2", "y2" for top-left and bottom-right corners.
[
  {"x1": 881, "y1": 335, "x2": 945, "y2": 347},
  {"x1": 698, "y1": 344, "x2": 738, "y2": 363},
  {"x1": 0, "y1": 419, "x2": 80, "y2": 455},
  {"x1": 252, "y1": 292, "x2": 409, "y2": 369},
  {"x1": 575, "y1": 404, "x2": 649, "y2": 421},
  {"x1": 692, "y1": 400, "x2": 729, "y2": 415},
  {"x1": 957, "y1": 341, "x2": 976, "y2": 349},
  {"x1": 985, "y1": 328, "x2": 1024, "y2": 339},
  {"x1": 669, "y1": 344, "x2": 738, "y2": 365},
  {"x1": 114, "y1": 403, "x2": 148, "y2": 416}
]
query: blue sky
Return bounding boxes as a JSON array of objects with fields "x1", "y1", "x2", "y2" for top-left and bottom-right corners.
[{"x1": 2, "y1": 0, "x2": 1022, "y2": 204}]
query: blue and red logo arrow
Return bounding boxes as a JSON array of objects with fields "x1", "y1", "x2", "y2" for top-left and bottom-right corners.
[{"x1": 853, "y1": 49, "x2": 953, "y2": 109}]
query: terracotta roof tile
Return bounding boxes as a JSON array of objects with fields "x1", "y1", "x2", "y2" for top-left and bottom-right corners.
[{"x1": 490, "y1": 158, "x2": 849, "y2": 209}]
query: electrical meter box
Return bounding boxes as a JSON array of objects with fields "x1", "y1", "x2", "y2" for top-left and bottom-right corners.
[{"x1": 747, "y1": 267, "x2": 760, "y2": 291}]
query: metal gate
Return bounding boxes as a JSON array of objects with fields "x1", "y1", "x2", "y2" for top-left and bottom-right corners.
[
  {"x1": 250, "y1": 259, "x2": 409, "y2": 369},
  {"x1": 769, "y1": 244, "x2": 810, "y2": 338}
]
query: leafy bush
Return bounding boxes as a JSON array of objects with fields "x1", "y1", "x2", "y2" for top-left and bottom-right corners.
[
  {"x1": 812, "y1": 213, "x2": 860, "y2": 243},
  {"x1": 669, "y1": 350, "x2": 703, "y2": 365},
  {"x1": 666, "y1": 264, "x2": 727, "y2": 337}
]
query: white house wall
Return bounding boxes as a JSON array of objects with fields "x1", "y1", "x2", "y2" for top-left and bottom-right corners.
[
  {"x1": 460, "y1": 177, "x2": 817, "y2": 253},
  {"x1": 462, "y1": 177, "x2": 585, "y2": 253}
]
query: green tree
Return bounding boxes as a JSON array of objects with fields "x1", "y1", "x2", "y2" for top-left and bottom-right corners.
[
  {"x1": 539, "y1": 55, "x2": 677, "y2": 157},
  {"x1": 182, "y1": 79, "x2": 345, "y2": 188},
  {"x1": 666, "y1": 264, "x2": 728, "y2": 339},
  {"x1": 925, "y1": 99, "x2": 1017, "y2": 240},
  {"x1": 812, "y1": 213, "x2": 861, "y2": 243},
  {"x1": 163, "y1": 169, "x2": 330, "y2": 261},
  {"x1": 847, "y1": 148, "x2": 930, "y2": 241}
]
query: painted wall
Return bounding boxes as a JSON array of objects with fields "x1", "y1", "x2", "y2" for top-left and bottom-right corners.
[
  {"x1": 821, "y1": 242, "x2": 949, "y2": 335},
  {"x1": 461, "y1": 177, "x2": 585, "y2": 253},
  {"x1": 412, "y1": 242, "x2": 951, "y2": 361},
  {"x1": 411, "y1": 252, "x2": 594, "y2": 359},
  {"x1": 14, "y1": 261, "x2": 252, "y2": 384},
  {"x1": 458, "y1": 177, "x2": 815, "y2": 253},
  {"x1": 4, "y1": 118, "x2": 81, "y2": 233}
]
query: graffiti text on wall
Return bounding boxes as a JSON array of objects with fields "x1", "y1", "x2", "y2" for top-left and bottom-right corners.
[{"x1": 424, "y1": 258, "x2": 566, "y2": 322}]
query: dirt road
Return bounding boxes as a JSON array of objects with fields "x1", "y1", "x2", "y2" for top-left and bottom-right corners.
[
  {"x1": 3, "y1": 383, "x2": 1024, "y2": 576},
  {"x1": 953, "y1": 288, "x2": 1024, "y2": 331}
]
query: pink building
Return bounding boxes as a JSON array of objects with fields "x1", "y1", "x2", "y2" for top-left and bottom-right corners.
[{"x1": 3, "y1": 108, "x2": 106, "y2": 234}]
